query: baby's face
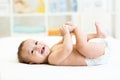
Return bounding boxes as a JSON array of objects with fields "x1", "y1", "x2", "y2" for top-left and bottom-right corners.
[{"x1": 22, "y1": 39, "x2": 50, "y2": 64}]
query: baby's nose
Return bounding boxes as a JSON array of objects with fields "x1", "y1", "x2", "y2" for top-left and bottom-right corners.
[{"x1": 34, "y1": 46, "x2": 40, "y2": 50}]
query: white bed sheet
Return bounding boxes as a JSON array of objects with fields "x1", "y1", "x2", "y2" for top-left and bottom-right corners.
[
  {"x1": 0, "y1": 36, "x2": 120, "y2": 80},
  {"x1": 1, "y1": 63, "x2": 120, "y2": 80}
]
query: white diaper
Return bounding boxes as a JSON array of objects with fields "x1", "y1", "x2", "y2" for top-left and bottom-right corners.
[{"x1": 85, "y1": 37, "x2": 111, "y2": 66}]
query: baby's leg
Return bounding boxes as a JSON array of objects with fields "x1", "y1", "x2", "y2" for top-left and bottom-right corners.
[
  {"x1": 87, "y1": 34, "x2": 97, "y2": 41},
  {"x1": 74, "y1": 27, "x2": 105, "y2": 59},
  {"x1": 87, "y1": 22, "x2": 107, "y2": 40},
  {"x1": 95, "y1": 21, "x2": 107, "y2": 38},
  {"x1": 64, "y1": 21, "x2": 106, "y2": 58}
]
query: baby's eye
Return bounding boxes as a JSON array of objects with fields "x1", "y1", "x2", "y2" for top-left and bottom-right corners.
[
  {"x1": 31, "y1": 50, "x2": 34, "y2": 54},
  {"x1": 35, "y1": 41, "x2": 38, "y2": 45}
]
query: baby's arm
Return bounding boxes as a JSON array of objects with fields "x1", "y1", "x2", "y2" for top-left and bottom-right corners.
[{"x1": 48, "y1": 25, "x2": 73, "y2": 65}]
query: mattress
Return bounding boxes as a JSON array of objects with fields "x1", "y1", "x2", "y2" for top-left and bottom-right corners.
[{"x1": 0, "y1": 36, "x2": 120, "y2": 80}]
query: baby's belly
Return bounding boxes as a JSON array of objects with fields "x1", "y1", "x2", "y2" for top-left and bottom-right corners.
[{"x1": 60, "y1": 49, "x2": 87, "y2": 66}]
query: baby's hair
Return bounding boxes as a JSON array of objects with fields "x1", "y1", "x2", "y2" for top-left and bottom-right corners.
[{"x1": 17, "y1": 40, "x2": 30, "y2": 64}]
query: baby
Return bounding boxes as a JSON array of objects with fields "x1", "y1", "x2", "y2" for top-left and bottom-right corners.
[{"x1": 18, "y1": 22, "x2": 110, "y2": 66}]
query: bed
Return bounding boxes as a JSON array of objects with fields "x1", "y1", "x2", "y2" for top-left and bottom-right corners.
[{"x1": 0, "y1": 36, "x2": 120, "y2": 80}]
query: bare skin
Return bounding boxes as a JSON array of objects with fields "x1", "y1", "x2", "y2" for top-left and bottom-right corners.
[
  {"x1": 20, "y1": 22, "x2": 107, "y2": 66},
  {"x1": 48, "y1": 22, "x2": 107, "y2": 66}
]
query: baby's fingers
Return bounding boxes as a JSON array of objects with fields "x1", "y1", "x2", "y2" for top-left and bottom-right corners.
[{"x1": 59, "y1": 25, "x2": 69, "y2": 36}]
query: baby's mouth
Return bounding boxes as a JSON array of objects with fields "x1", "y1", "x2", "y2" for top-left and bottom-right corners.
[{"x1": 41, "y1": 46, "x2": 45, "y2": 54}]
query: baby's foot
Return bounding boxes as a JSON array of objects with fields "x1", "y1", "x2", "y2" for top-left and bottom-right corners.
[{"x1": 95, "y1": 21, "x2": 107, "y2": 38}]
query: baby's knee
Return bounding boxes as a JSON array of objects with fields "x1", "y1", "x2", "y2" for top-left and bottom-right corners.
[{"x1": 76, "y1": 43, "x2": 85, "y2": 52}]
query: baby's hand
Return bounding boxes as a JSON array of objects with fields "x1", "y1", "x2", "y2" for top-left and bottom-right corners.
[
  {"x1": 65, "y1": 25, "x2": 75, "y2": 32},
  {"x1": 65, "y1": 21, "x2": 76, "y2": 32},
  {"x1": 59, "y1": 25, "x2": 69, "y2": 36}
]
